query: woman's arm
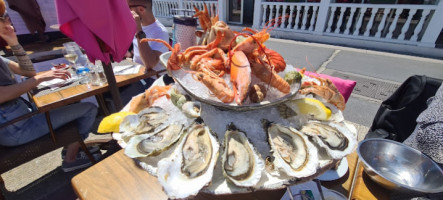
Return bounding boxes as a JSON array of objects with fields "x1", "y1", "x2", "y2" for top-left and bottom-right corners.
[
  {"x1": 0, "y1": 69, "x2": 71, "y2": 104},
  {"x1": 0, "y1": 21, "x2": 35, "y2": 77},
  {"x1": 8, "y1": 44, "x2": 36, "y2": 77}
]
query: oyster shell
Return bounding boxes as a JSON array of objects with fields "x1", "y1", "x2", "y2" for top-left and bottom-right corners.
[
  {"x1": 181, "y1": 101, "x2": 201, "y2": 118},
  {"x1": 125, "y1": 124, "x2": 184, "y2": 158},
  {"x1": 222, "y1": 123, "x2": 264, "y2": 188},
  {"x1": 134, "y1": 107, "x2": 168, "y2": 134},
  {"x1": 262, "y1": 119, "x2": 318, "y2": 178},
  {"x1": 156, "y1": 119, "x2": 219, "y2": 199},
  {"x1": 300, "y1": 121, "x2": 356, "y2": 159}
]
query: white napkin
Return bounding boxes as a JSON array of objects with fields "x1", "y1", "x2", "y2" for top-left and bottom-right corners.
[
  {"x1": 113, "y1": 64, "x2": 141, "y2": 75},
  {"x1": 38, "y1": 78, "x2": 65, "y2": 87},
  {"x1": 38, "y1": 77, "x2": 76, "y2": 88}
]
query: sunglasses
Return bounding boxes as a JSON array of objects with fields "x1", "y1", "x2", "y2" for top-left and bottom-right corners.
[
  {"x1": 129, "y1": 5, "x2": 146, "y2": 9},
  {"x1": 0, "y1": 13, "x2": 11, "y2": 23}
]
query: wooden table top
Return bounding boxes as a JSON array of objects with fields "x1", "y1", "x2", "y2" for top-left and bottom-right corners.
[
  {"x1": 31, "y1": 67, "x2": 158, "y2": 112},
  {"x1": 72, "y1": 150, "x2": 388, "y2": 200},
  {"x1": 72, "y1": 150, "x2": 286, "y2": 200}
]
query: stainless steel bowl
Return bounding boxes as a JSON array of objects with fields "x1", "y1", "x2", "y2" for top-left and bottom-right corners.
[{"x1": 357, "y1": 138, "x2": 443, "y2": 193}]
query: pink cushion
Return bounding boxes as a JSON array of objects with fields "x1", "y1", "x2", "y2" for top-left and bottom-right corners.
[{"x1": 301, "y1": 70, "x2": 356, "y2": 103}]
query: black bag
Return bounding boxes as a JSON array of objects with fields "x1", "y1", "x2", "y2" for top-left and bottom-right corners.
[{"x1": 366, "y1": 75, "x2": 443, "y2": 142}]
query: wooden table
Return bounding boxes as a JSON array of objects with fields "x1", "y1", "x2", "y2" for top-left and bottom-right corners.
[
  {"x1": 31, "y1": 66, "x2": 158, "y2": 113},
  {"x1": 72, "y1": 150, "x2": 390, "y2": 200},
  {"x1": 72, "y1": 149, "x2": 286, "y2": 200}
]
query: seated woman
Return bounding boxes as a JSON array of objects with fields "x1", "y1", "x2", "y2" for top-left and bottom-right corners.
[
  {"x1": 0, "y1": 5, "x2": 98, "y2": 172},
  {"x1": 404, "y1": 82, "x2": 443, "y2": 168}
]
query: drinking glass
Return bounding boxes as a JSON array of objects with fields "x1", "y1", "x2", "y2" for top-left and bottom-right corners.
[{"x1": 63, "y1": 48, "x2": 78, "y2": 69}]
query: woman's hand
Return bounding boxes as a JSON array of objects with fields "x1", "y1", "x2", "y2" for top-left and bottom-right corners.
[
  {"x1": 34, "y1": 69, "x2": 71, "y2": 83},
  {"x1": 0, "y1": 23, "x2": 18, "y2": 46}
]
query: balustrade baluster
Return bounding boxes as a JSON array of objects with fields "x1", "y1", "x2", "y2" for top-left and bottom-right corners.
[
  {"x1": 310, "y1": 6, "x2": 318, "y2": 31},
  {"x1": 294, "y1": 5, "x2": 302, "y2": 30},
  {"x1": 275, "y1": 5, "x2": 281, "y2": 28},
  {"x1": 363, "y1": 7, "x2": 377, "y2": 37},
  {"x1": 344, "y1": 7, "x2": 357, "y2": 35},
  {"x1": 268, "y1": 5, "x2": 275, "y2": 27},
  {"x1": 280, "y1": 5, "x2": 288, "y2": 29},
  {"x1": 287, "y1": 5, "x2": 295, "y2": 30},
  {"x1": 302, "y1": 6, "x2": 309, "y2": 30},
  {"x1": 387, "y1": 8, "x2": 402, "y2": 39},
  {"x1": 261, "y1": 5, "x2": 268, "y2": 27},
  {"x1": 334, "y1": 7, "x2": 345, "y2": 33},
  {"x1": 375, "y1": 8, "x2": 391, "y2": 38},
  {"x1": 353, "y1": 8, "x2": 364, "y2": 35},
  {"x1": 399, "y1": 9, "x2": 417, "y2": 40},
  {"x1": 327, "y1": 7, "x2": 337, "y2": 33},
  {"x1": 411, "y1": 9, "x2": 431, "y2": 41}
]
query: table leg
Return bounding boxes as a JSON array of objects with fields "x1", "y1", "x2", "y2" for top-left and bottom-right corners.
[
  {"x1": 95, "y1": 94, "x2": 110, "y2": 116},
  {"x1": 44, "y1": 112, "x2": 57, "y2": 144}
]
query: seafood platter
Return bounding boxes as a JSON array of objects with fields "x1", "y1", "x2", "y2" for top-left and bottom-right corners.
[{"x1": 113, "y1": 5, "x2": 357, "y2": 199}]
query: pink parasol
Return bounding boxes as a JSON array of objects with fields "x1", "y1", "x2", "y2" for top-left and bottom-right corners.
[
  {"x1": 55, "y1": 0, "x2": 137, "y2": 109},
  {"x1": 55, "y1": 0, "x2": 136, "y2": 64}
]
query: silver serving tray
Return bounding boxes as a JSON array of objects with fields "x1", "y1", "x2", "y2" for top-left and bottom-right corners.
[{"x1": 159, "y1": 52, "x2": 301, "y2": 111}]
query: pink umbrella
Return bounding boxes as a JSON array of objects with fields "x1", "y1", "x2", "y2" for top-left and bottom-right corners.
[{"x1": 55, "y1": 0, "x2": 137, "y2": 109}]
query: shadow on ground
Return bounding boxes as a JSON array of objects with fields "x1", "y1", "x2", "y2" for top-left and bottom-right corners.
[{"x1": 1, "y1": 141, "x2": 121, "y2": 200}]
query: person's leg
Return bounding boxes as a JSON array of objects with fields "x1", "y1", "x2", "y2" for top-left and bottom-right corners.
[{"x1": 19, "y1": 102, "x2": 98, "y2": 144}]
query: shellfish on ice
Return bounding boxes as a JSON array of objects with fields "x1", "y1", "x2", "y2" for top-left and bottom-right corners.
[
  {"x1": 134, "y1": 107, "x2": 169, "y2": 135},
  {"x1": 300, "y1": 121, "x2": 356, "y2": 160},
  {"x1": 222, "y1": 123, "x2": 264, "y2": 188},
  {"x1": 156, "y1": 119, "x2": 220, "y2": 199},
  {"x1": 124, "y1": 123, "x2": 184, "y2": 158},
  {"x1": 262, "y1": 119, "x2": 318, "y2": 178}
]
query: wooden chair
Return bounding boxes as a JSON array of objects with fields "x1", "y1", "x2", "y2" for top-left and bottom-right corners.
[{"x1": 0, "y1": 108, "x2": 97, "y2": 199}]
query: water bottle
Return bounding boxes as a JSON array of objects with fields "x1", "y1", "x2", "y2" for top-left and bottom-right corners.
[{"x1": 76, "y1": 65, "x2": 91, "y2": 87}]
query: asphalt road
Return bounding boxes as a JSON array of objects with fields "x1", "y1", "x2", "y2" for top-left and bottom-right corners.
[{"x1": 266, "y1": 38, "x2": 443, "y2": 128}]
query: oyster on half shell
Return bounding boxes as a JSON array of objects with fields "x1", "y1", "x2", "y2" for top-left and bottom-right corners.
[
  {"x1": 156, "y1": 119, "x2": 219, "y2": 199},
  {"x1": 125, "y1": 124, "x2": 184, "y2": 158},
  {"x1": 181, "y1": 101, "x2": 201, "y2": 118},
  {"x1": 222, "y1": 123, "x2": 264, "y2": 188},
  {"x1": 300, "y1": 121, "x2": 356, "y2": 159},
  {"x1": 134, "y1": 107, "x2": 168, "y2": 134},
  {"x1": 262, "y1": 119, "x2": 318, "y2": 178}
]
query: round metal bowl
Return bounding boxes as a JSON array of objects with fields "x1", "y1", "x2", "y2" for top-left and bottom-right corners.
[
  {"x1": 357, "y1": 138, "x2": 443, "y2": 193},
  {"x1": 159, "y1": 51, "x2": 301, "y2": 111}
]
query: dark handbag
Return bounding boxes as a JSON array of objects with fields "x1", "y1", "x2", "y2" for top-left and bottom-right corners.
[{"x1": 366, "y1": 75, "x2": 443, "y2": 142}]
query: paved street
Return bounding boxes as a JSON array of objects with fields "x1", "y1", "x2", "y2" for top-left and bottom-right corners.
[{"x1": 1, "y1": 35, "x2": 442, "y2": 199}]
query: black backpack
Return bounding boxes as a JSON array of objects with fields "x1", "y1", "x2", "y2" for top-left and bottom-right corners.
[{"x1": 366, "y1": 75, "x2": 443, "y2": 142}]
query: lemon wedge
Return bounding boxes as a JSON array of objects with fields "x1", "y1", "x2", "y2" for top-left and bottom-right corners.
[
  {"x1": 97, "y1": 111, "x2": 135, "y2": 133},
  {"x1": 292, "y1": 98, "x2": 331, "y2": 120}
]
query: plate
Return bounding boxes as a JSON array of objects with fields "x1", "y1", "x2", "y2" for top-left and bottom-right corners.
[
  {"x1": 51, "y1": 65, "x2": 69, "y2": 71},
  {"x1": 317, "y1": 157, "x2": 349, "y2": 181},
  {"x1": 159, "y1": 51, "x2": 301, "y2": 111}
]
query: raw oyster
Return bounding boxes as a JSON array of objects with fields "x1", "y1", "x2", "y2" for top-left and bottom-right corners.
[
  {"x1": 262, "y1": 119, "x2": 318, "y2": 178},
  {"x1": 125, "y1": 124, "x2": 184, "y2": 158},
  {"x1": 134, "y1": 107, "x2": 168, "y2": 134},
  {"x1": 181, "y1": 101, "x2": 201, "y2": 118},
  {"x1": 156, "y1": 119, "x2": 219, "y2": 199},
  {"x1": 300, "y1": 121, "x2": 356, "y2": 159},
  {"x1": 222, "y1": 123, "x2": 264, "y2": 188}
]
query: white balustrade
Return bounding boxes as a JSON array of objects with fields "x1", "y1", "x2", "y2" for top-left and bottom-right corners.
[{"x1": 151, "y1": 0, "x2": 442, "y2": 47}]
